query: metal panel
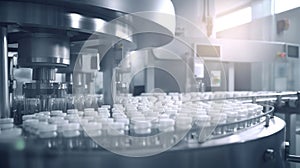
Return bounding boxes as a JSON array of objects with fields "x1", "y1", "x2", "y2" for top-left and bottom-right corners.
[{"x1": 219, "y1": 39, "x2": 285, "y2": 62}]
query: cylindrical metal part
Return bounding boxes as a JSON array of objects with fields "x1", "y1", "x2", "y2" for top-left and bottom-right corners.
[
  {"x1": 18, "y1": 33, "x2": 70, "y2": 68},
  {"x1": 23, "y1": 83, "x2": 60, "y2": 98},
  {"x1": 287, "y1": 155, "x2": 300, "y2": 163},
  {"x1": 72, "y1": 73, "x2": 87, "y2": 94},
  {"x1": 101, "y1": 49, "x2": 117, "y2": 106},
  {"x1": 32, "y1": 68, "x2": 56, "y2": 81},
  {"x1": 0, "y1": 26, "x2": 10, "y2": 118}
]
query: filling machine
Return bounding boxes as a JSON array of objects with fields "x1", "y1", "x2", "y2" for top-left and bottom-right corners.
[{"x1": 0, "y1": 0, "x2": 299, "y2": 168}]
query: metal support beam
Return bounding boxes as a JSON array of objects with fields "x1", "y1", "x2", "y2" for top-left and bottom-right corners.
[
  {"x1": 228, "y1": 62, "x2": 235, "y2": 91},
  {"x1": 101, "y1": 47, "x2": 122, "y2": 106},
  {"x1": 285, "y1": 113, "x2": 297, "y2": 168},
  {"x1": 0, "y1": 26, "x2": 10, "y2": 118}
]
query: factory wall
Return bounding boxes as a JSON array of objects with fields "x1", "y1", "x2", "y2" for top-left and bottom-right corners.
[
  {"x1": 216, "y1": 7, "x2": 300, "y2": 91},
  {"x1": 217, "y1": 7, "x2": 300, "y2": 43},
  {"x1": 275, "y1": 8, "x2": 300, "y2": 44}
]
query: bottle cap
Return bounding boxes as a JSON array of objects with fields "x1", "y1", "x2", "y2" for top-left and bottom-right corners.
[
  {"x1": 67, "y1": 109, "x2": 78, "y2": 114},
  {"x1": 0, "y1": 118, "x2": 14, "y2": 124},
  {"x1": 61, "y1": 123, "x2": 80, "y2": 131},
  {"x1": 0, "y1": 128, "x2": 22, "y2": 138},
  {"x1": 38, "y1": 124, "x2": 57, "y2": 132},
  {"x1": 22, "y1": 115, "x2": 36, "y2": 121}
]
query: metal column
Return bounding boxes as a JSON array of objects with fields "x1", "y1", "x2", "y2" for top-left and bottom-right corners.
[
  {"x1": 101, "y1": 46, "x2": 122, "y2": 106},
  {"x1": 102, "y1": 60, "x2": 114, "y2": 106},
  {"x1": 0, "y1": 26, "x2": 10, "y2": 118},
  {"x1": 145, "y1": 51, "x2": 155, "y2": 93},
  {"x1": 285, "y1": 113, "x2": 297, "y2": 168},
  {"x1": 228, "y1": 62, "x2": 235, "y2": 91}
]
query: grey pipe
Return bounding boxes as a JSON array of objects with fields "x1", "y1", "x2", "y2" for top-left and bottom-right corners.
[
  {"x1": 287, "y1": 155, "x2": 300, "y2": 163},
  {"x1": 0, "y1": 26, "x2": 10, "y2": 118}
]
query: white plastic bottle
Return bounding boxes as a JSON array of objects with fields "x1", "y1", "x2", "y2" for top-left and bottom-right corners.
[
  {"x1": 37, "y1": 124, "x2": 58, "y2": 148},
  {"x1": 158, "y1": 118, "x2": 175, "y2": 147}
]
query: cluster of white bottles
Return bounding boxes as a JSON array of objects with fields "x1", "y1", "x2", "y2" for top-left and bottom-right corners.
[
  {"x1": 0, "y1": 118, "x2": 22, "y2": 139},
  {"x1": 19, "y1": 92, "x2": 264, "y2": 149}
]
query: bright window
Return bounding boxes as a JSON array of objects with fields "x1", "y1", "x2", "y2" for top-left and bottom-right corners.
[
  {"x1": 274, "y1": 0, "x2": 300, "y2": 14},
  {"x1": 215, "y1": 7, "x2": 252, "y2": 32}
]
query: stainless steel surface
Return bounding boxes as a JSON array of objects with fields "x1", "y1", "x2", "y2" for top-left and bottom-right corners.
[
  {"x1": 32, "y1": 0, "x2": 176, "y2": 16},
  {"x1": 0, "y1": 1, "x2": 127, "y2": 39},
  {"x1": 32, "y1": 68, "x2": 56, "y2": 81},
  {"x1": 0, "y1": 0, "x2": 175, "y2": 48},
  {"x1": 0, "y1": 26, "x2": 10, "y2": 118},
  {"x1": 0, "y1": 0, "x2": 175, "y2": 22},
  {"x1": 18, "y1": 33, "x2": 70, "y2": 67}
]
